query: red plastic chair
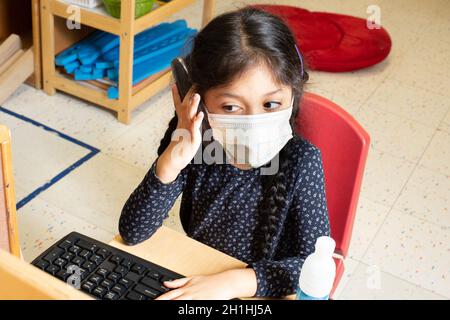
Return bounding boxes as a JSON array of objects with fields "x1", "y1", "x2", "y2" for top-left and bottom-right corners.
[{"x1": 295, "y1": 92, "x2": 370, "y2": 298}]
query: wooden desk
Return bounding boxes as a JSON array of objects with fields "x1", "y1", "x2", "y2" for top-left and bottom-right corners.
[
  {"x1": 0, "y1": 226, "x2": 294, "y2": 299},
  {"x1": 108, "y1": 226, "x2": 295, "y2": 300}
]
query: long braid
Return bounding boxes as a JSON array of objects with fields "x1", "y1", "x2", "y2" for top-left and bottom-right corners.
[
  {"x1": 259, "y1": 148, "x2": 289, "y2": 259},
  {"x1": 258, "y1": 88, "x2": 304, "y2": 260}
]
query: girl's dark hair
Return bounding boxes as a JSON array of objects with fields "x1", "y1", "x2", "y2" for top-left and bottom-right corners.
[{"x1": 158, "y1": 6, "x2": 308, "y2": 260}]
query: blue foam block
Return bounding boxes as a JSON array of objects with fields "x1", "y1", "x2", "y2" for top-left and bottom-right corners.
[
  {"x1": 64, "y1": 60, "x2": 80, "y2": 74},
  {"x1": 115, "y1": 28, "x2": 196, "y2": 67},
  {"x1": 74, "y1": 70, "x2": 94, "y2": 80},
  {"x1": 107, "y1": 44, "x2": 189, "y2": 99},
  {"x1": 95, "y1": 61, "x2": 114, "y2": 69},
  {"x1": 79, "y1": 50, "x2": 101, "y2": 65},
  {"x1": 92, "y1": 68, "x2": 105, "y2": 79},
  {"x1": 107, "y1": 86, "x2": 119, "y2": 99},
  {"x1": 80, "y1": 64, "x2": 93, "y2": 73},
  {"x1": 102, "y1": 20, "x2": 188, "y2": 62},
  {"x1": 107, "y1": 68, "x2": 118, "y2": 81},
  {"x1": 56, "y1": 50, "x2": 78, "y2": 66},
  {"x1": 55, "y1": 30, "x2": 104, "y2": 65},
  {"x1": 95, "y1": 32, "x2": 119, "y2": 53}
]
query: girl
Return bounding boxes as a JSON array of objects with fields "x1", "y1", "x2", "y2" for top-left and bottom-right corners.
[{"x1": 119, "y1": 6, "x2": 330, "y2": 299}]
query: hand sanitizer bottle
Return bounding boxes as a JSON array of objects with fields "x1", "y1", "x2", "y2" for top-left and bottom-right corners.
[{"x1": 296, "y1": 236, "x2": 336, "y2": 300}]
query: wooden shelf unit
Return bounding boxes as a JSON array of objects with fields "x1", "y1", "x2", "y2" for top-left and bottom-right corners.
[{"x1": 40, "y1": 0, "x2": 215, "y2": 124}]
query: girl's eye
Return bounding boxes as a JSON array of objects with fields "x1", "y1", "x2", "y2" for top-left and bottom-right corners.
[
  {"x1": 222, "y1": 105, "x2": 241, "y2": 113},
  {"x1": 263, "y1": 101, "x2": 282, "y2": 110}
]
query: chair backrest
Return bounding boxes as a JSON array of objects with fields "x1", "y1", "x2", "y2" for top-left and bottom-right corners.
[
  {"x1": 0, "y1": 125, "x2": 20, "y2": 257},
  {"x1": 295, "y1": 92, "x2": 370, "y2": 258}
]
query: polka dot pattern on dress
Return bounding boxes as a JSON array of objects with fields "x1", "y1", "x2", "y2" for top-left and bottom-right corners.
[{"x1": 119, "y1": 137, "x2": 331, "y2": 297}]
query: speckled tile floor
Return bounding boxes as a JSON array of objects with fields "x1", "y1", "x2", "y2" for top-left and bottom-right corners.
[{"x1": 1, "y1": 0, "x2": 448, "y2": 299}]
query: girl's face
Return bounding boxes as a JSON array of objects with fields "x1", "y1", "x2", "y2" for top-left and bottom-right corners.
[{"x1": 203, "y1": 63, "x2": 293, "y2": 115}]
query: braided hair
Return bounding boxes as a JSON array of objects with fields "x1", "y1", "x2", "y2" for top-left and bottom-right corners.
[{"x1": 158, "y1": 7, "x2": 308, "y2": 260}]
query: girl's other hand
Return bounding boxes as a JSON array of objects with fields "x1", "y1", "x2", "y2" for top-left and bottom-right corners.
[
  {"x1": 155, "y1": 274, "x2": 234, "y2": 300},
  {"x1": 155, "y1": 268, "x2": 257, "y2": 300}
]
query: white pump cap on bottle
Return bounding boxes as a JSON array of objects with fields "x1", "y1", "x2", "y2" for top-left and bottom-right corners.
[{"x1": 298, "y1": 236, "x2": 336, "y2": 298}]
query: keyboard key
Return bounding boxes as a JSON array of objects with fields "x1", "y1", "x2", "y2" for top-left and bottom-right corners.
[
  {"x1": 104, "y1": 291, "x2": 119, "y2": 300},
  {"x1": 33, "y1": 259, "x2": 49, "y2": 270},
  {"x1": 81, "y1": 281, "x2": 95, "y2": 293},
  {"x1": 134, "y1": 284, "x2": 159, "y2": 299},
  {"x1": 131, "y1": 264, "x2": 146, "y2": 275},
  {"x1": 107, "y1": 272, "x2": 121, "y2": 283},
  {"x1": 100, "y1": 279, "x2": 114, "y2": 290},
  {"x1": 121, "y1": 259, "x2": 132, "y2": 269},
  {"x1": 71, "y1": 256, "x2": 85, "y2": 267},
  {"x1": 96, "y1": 248, "x2": 110, "y2": 259},
  {"x1": 110, "y1": 255, "x2": 122, "y2": 265},
  {"x1": 56, "y1": 269, "x2": 70, "y2": 281},
  {"x1": 125, "y1": 271, "x2": 140, "y2": 283},
  {"x1": 77, "y1": 239, "x2": 97, "y2": 252},
  {"x1": 96, "y1": 268, "x2": 109, "y2": 278},
  {"x1": 45, "y1": 264, "x2": 60, "y2": 275},
  {"x1": 147, "y1": 270, "x2": 163, "y2": 281},
  {"x1": 43, "y1": 248, "x2": 64, "y2": 263},
  {"x1": 141, "y1": 277, "x2": 169, "y2": 293},
  {"x1": 98, "y1": 261, "x2": 116, "y2": 273},
  {"x1": 92, "y1": 286, "x2": 106, "y2": 298},
  {"x1": 126, "y1": 291, "x2": 146, "y2": 300},
  {"x1": 89, "y1": 254, "x2": 103, "y2": 265},
  {"x1": 161, "y1": 275, "x2": 177, "y2": 283},
  {"x1": 88, "y1": 275, "x2": 103, "y2": 285},
  {"x1": 61, "y1": 252, "x2": 74, "y2": 261},
  {"x1": 54, "y1": 258, "x2": 67, "y2": 268},
  {"x1": 69, "y1": 245, "x2": 81, "y2": 255},
  {"x1": 118, "y1": 278, "x2": 133, "y2": 289},
  {"x1": 77, "y1": 267, "x2": 88, "y2": 280},
  {"x1": 82, "y1": 261, "x2": 96, "y2": 272},
  {"x1": 79, "y1": 250, "x2": 92, "y2": 259},
  {"x1": 111, "y1": 284, "x2": 126, "y2": 296},
  {"x1": 114, "y1": 265, "x2": 128, "y2": 277},
  {"x1": 58, "y1": 239, "x2": 74, "y2": 251}
]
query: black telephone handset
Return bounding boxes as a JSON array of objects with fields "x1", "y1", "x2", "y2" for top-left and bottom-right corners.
[
  {"x1": 171, "y1": 57, "x2": 206, "y2": 114},
  {"x1": 171, "y1": 57, "x2": 210, "y2": 137}
]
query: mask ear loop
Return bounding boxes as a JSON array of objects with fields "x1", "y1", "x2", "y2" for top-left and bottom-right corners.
[{"x1": 295, "y1": 44, "x2": 309, "y2": 82}]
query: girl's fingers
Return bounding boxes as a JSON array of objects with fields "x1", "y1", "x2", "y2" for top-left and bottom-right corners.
[
  {"x1": 164, "y1": 277, "x2": 192, "y2": 289},
  {"x1": 188, "y1": 93, "x2": 201, "y2": 120},
  {"x1": 173, "y1": 84, "x2": 200, "y2": 125},
  {"x1": 182, "y1": 86, "x2": 196, "y2": 106},
  {"x1": 192, "y1": 111, "x2": 204, "y2": 131},
  {"x1": 171, "y1": 83, "x2": 181, "y2": 109},
  {"x1": 155, "y1": 288, "x2": 184, "y2": 300},
  {"x1": 174, "y1": 294, "x2": 193, "y2": 300}
]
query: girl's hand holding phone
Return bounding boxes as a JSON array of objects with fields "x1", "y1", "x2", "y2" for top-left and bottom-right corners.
[{"x1": 156, "y1": 84, "x2": 204, "y2": 184}]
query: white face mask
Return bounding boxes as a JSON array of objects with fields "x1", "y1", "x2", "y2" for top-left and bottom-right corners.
[{"x1": 206, "y1": 97, "x2": 294, "y2": 168}]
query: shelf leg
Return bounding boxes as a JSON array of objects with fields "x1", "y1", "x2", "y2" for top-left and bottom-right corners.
[
  {"x1": 116, "y1": 0, "x2": 135, "y2": 124},
  {"x1": 202, "y1": 0, "x2": 216, "y2": 27},
  {"x1": 31, "y1": 0, "x2": 42, "y2": 90},
  {"x1": 40, "y1": 0, "x2": 56, "y2": 96},
  {"x1": 118, "y1": 108, "x2": 131, "y2": 124}
]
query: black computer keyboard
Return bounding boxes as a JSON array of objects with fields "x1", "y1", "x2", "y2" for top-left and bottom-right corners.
[{"x1": 31, "y1": 232, "x2": 184, "y2": 300}]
